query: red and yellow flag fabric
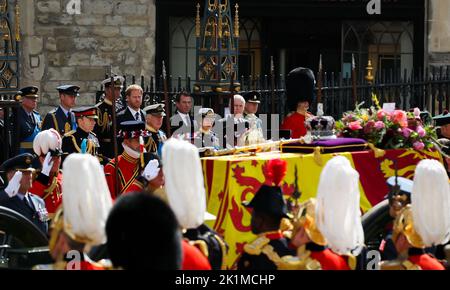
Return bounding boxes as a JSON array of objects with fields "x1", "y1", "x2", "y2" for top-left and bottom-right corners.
[{"x1": 201, "y1": 149, "x2": 442, "y2": 269}]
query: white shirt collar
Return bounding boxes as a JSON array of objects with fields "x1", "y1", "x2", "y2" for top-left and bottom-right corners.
[
  {"x1": 16, "y1": 192, "x2": 26, "y2": 201},
  {"x1": 178, "y1": 112, "x2": 190, "y2": 124},
  {"x1": 128, "y1": 106, "x2": 141, "y2": 121},
  {"x1": 59, "y1": 106, "x2": 70, "y2": 117}
]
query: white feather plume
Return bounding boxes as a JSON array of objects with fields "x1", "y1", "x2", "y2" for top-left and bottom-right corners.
[
  {"x1": 315, "y1": 156, "x2": 365, "y2": 256},
  {"x1": 62, "y1": 154, "x2": 113, "y2": 246},
  {"x1": 162, "y1": 138, "x2": 207, "y2": 229},
  {"x1": 33, "y1": 129, "x2": 62, "y2": 156},
  {"x1": 412, "y1": 159, "x2": 450, "y2": 247}
]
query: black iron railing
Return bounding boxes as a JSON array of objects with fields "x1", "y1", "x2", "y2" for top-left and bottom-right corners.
[{"x1": 98, "y1": 66, "x2": 450, "y2": 120}]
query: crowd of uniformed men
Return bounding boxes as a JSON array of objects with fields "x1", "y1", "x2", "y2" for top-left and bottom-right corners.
[{"x1": 0, "y1": 67, "x2": 450, "y2": 270}]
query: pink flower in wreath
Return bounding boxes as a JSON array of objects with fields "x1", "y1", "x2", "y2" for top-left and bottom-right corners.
[
  {"x1": 392, "y1": 110, "x2": 408, "y2": 128},
  {"x1": 413, "y1": 141, "x2": 425, "y2": 150},
  {"x1": 402, "y1": 127, "x2": 413, "y2": 138},
  {"x1": 348, "y1": 120, "x2": 362, "y2": 131},
  {"x1": 374, "y1": 121, "x2": 385, "y2": 130},
  {"x1": 377, "y1": 110, "x2": 386, "y2": 121},
  {"x1": 416, "y1": 125, "x2": 426, "y2": 138}
]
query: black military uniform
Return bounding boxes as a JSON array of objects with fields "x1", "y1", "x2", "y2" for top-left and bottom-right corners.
[
  {"x1": 237, "y1": 185, "x2": 295, "y2": 270},
  {"x1": 16, "y1": 87, "x2": 42, "y2": 155},
  {"x1": 94, "y1": 76, "x2": 124, "y2": 160},
  {"x1": 184, "y1": 223, "x2": 228, "y2": 270},
  {"x1": 0, "y1": 153, "x2": 49, "y2": 234},
  {"x1": 61, "y1": 107, "x2": 99, "y2": 163},
  {"x1": 143, "y1": 104, "x2": 167, "y2": 156},
  {"x1": 42, "y1": 85, "x2": 79, "y2": 137}
]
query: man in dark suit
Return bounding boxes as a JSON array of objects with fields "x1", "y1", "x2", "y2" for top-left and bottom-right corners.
[
  {"x1": 170, "y1": 91, "x2": 197, "y2": 138},
  {"x1": 17, "y1": 87, "x2": 42, "y2": 154},
  {"x1": 42, "y1": 85, "x2": 79, "y2": 137},
  {"x1": 116, "y1": 85, "x2": 145, "y2": 154},
  {"x1": 0, "y1": 153, "x2": 49, "y2": 235},
  {"x1": 116, "y1": 84, "x2": 145, "y2": 124}
]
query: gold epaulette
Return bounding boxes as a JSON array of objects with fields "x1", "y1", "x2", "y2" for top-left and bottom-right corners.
[
  {"x1": 63, "y1": 130, "x2": 76, "y2": 137},
  {"x1": 189, "y1": 239, "x2": 210, "y2": 258},
  {"x1": 280, "y1": 217, "x2": 293, "y2": 232},
  {"x1": 296, "y1": 245, "x2": 322, "y2": 270},
  {"x1": 379, "y1": 260, "x2": 422, "y2": 270},
  {"x1": 244, "y1": 236, "x2": 271, "y2": 255},
  {"x1": 265, "y1": 245, "x2": 322, "y2": 270},
  {"x1": 344, "y1": 254, "x2": 357, "y2": 270}
]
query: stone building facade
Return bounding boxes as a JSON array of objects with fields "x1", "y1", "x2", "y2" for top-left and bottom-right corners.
[
  {"x1": 427, "y1": 0, "x2": 450, "y2": 68},
  {"x1": 19, "y1": 0, "x2": 156, "y2": 114},
  {"x1": 13, "y1": 0, "x2": 450, "y2": 115}
]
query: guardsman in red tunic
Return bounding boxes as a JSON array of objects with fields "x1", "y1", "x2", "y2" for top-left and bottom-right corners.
[
  {"x1": 281, "y1": 67, "x2": 315, "y2": 138},
  {"x1": 34, "y1": 154, "x2": 113, "y2": 270},
  {"x1": 125, "y1": 153, "x2": 167, "y2": 202},
  {"x1": 380, "y1": 159, "x2": 449, "y2": 270},
  {"x1": 29, "y1": 129, "x2": 63, "y2": 216},
  {"x1": 104, "y1": 120, "x2": 149, "y2": 200},
  {"x1": 287, "y1": 156, "x2": 365, "y2": 270}
]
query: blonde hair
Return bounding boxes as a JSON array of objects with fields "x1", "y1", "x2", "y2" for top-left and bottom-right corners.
[{"x1": 125, "y1": 84, "x2": 143, "y2": 96}]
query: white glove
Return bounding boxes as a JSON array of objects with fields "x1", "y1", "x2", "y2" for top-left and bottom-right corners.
[
  {"x1": 5, "y1": 171, "x2": 22, "y2": 198},
  {"x1": 41, "y1": 152, "x2": 54, "y2": 176},
  {"x1": 142, "y1": 160, "x2": 160, "y2": 182}
]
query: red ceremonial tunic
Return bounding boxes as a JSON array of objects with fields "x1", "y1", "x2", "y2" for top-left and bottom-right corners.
[
  {"x1": 104, "y1": 152, "x2": 141, "y2": 200},
  {"x1": 181, "y1": 239, "x2": 212, "y2": 270},
  {"x1": 29, "y1": 172, "x2": 63, "y2": 215},
  {"x1": 76, "y1": 261, "x2": 106, "y2": 270},
  {"x1": 407, "y1": 248, "x2": 445, "y2": 270},
  {"x1": 281, "y1": 112, "x2": 313, "y2": 138},
  {"x1": 310, "y1": 249, "x2": 351, "y2": 270}
]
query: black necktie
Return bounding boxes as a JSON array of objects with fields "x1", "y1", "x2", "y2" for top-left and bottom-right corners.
[
  {"x1": 29, "y1": 113, "x2": 34, "y2": 124},
  {"x1": 135, "y1": 112, "x2": 140, "y2": 121}
]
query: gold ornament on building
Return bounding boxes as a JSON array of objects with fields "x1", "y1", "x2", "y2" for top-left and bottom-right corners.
[
  {"x1": 195, "y1": 3, "x2": 201, "y2": 38},
  {"x1": 365, "y1": 59, "x2": 374, "y2": 84},
  {"x1": 195, "y1": 0, "x2": 240, "y2": 92},
  {"x1": 234, "y1": 3, "x2": 239, "y2": 38},
  {"x1": 218, "y1": 3, "x2": 223, "y2": 39},
  {"x1": 15, "y1": 2, "x2": 20, "y2": 42}
]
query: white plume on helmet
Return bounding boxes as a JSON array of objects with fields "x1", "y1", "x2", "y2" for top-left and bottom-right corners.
[
  {"x1": 162, "y1": 138, "x2": 214, "y2": 229},
  {"x1": 62, "y1": 154, "x2": 113, "y2": 246},
  {"x1": 33, "y1": 129, "x2": 62, "y2": 156},
  {"x1": 412, "y1": 159, "x2": 450, "y2": 247},
  {"x1": 315, "y1": 156, "x2": 365, "y2": 256}
]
